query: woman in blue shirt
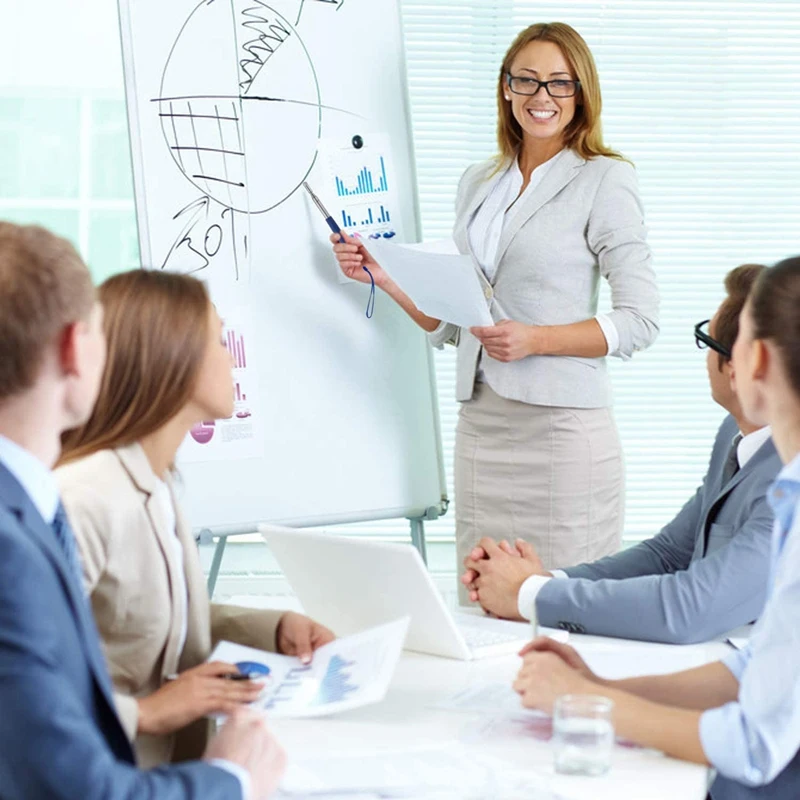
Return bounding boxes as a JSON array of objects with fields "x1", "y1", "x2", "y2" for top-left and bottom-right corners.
[{"x1": 512, "y1": 256, "x2": 800, "y2": 798}]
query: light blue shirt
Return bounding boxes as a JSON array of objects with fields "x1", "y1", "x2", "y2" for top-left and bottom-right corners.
[
  {"x1": 700, "y1": 451, "x2": 800, "y2": 787},
  {"x1": 0, "y1": 435, "x2": 251, "y2": 800},
  {"x1": 0, "y1": 435, "x2": 59, "y2": 525}
]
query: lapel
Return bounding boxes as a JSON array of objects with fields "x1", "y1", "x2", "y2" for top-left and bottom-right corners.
[
  {"x1": 0, "y1": 462, "x2": 117, "y2": 712},
  {"x1": 699, "y1": 435, "x2": 778, "y2": 556},
  {"x1": 492, "y1": 148, "x2": 586, "y2": 278},
  {"x1": 114, "y1": 444, "x2": 186, "y2": 676}
]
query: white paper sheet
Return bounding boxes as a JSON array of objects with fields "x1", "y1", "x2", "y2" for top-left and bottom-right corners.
[
  {"x1": 366, "y1": 238, "x2": 494, "y2": 328},
  {"x1": 279, "y1": 744, "x2": 558, "y2": 798},
  {"x1": 435, "y1": 681, "x2": 547, "y2": 720},
  {"x1": 210, "y1": 617, "x2": 409, "y2": 718}
]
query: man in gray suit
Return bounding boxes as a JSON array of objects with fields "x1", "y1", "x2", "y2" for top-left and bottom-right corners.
[{"x1": 461, "y1": 264, "x2": 782, "y2": 644}]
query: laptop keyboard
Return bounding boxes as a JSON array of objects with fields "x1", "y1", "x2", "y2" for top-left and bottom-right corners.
[{"x1": 457, "y1": 619, "x2": 525, "y2": 650}]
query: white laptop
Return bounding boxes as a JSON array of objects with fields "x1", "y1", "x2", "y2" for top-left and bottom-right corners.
[{"x1": 261, "y1": 524, "x2": 542, "y2": 660}]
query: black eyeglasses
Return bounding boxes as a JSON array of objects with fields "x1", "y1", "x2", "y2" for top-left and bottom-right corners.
[
  {"x1": 505, "y1": 73, "x2": 581, "y2": 98},
  {"x1": 694, "y1": 319, "x2": 731, "y2": 359}
]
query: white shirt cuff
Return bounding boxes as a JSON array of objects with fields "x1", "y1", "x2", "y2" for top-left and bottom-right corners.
[
  {"x1": 551, "y1": 569, "x2": 569, "y2": 580},
  {"x1": 517, "y1": 575, "x2": 552, "y2": 620},
  {"x1": 595, "y1": 313, "x2": 621, "y2": 358},
  {"x1": 209, "y1": 759, "x2": 251, "y2": 800}
]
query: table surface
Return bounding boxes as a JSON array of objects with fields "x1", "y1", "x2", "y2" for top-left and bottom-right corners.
[{"x1": 271, "y1": 627, "x2": 733, "y2": 800}]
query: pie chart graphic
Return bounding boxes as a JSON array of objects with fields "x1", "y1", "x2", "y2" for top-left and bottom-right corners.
[
  {"x1": 190, "y1": 420, "x2": 216, "y2": 445},
  {"x1": 158, "y1": 0, "x2": 321, "y2": 214}
]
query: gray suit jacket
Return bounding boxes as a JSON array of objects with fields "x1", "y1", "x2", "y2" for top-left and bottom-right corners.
[
  {"x1": 429, "y1": 150, "x2": 660, "y2": 407},
  {"x1": 536, "y1": 415, "x2": 781, "y2": 643}
]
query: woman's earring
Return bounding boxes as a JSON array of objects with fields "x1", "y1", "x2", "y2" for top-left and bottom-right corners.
[{"x1": 504, "y1": 95, "x2": 511, "y2": 101}]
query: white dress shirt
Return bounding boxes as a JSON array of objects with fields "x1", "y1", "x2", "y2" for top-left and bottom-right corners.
[{"x1": 517, "y1": 425, "x2": 774, "y2": 619}]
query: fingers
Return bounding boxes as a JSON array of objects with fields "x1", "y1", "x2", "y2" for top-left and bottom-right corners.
[
  {"x1": 312, "y1": 624, "x2": 336, "y2": 649},
  {"x1": 498, "y1": 539, "x2": 515, "y2": 555},
  {"x1": 197, "y1": 661, "x2": 241, "y2": 677},
  {"x1": 468, "y1": 545, "x2": 488, "y2": 561},
  {"x1": 460, "y1": 568, "x2": 478, "y2": 585},
  {"x1": 477, "y1": 537, "x2": 503, "y2": 558},
  {"x1": 515, "y1": 539, "x2": 537, "y2": 559}
]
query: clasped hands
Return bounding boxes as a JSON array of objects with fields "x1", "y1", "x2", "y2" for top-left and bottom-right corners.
[{"x1": 460, "y1": 536, "x2": 551, "y2": 620}]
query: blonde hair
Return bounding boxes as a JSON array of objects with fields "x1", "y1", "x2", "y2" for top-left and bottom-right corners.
[
  {"x1": 496, "y1": 22, "x2": 624, "y2": 163},
  {"x1": 59, "y1": 269, "x2": 211, "y2": 465}
]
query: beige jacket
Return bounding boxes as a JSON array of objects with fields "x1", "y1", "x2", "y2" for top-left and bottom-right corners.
[{"x1": 56, "y1": 443, "x2": 283, "y2": 768}]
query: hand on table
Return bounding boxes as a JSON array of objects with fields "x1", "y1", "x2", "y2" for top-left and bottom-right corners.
[
  {"x1": 469, "y1": 320, "x2": 542, "y2": 362},
  {"x1": 276, "y1": 611, "x2": 335, "y2": 664},
  {"x1": 519, "y1": 636, "x2": 600, "y2": 684},
  {"x1": 330, "y1": 232, "x2": 391, "y2": 288},
  {"x1": 461, "y1": 537, "x2": 550, "y2": 619},
  {"x1": 137, "y1": 661, "x2": 265, "y2": 736},
  {"x1": 205, "y1": 707, "x2": 286, "y2": 800},
  {"x1": 513, "y1": 645, "x2": 597, "y2": 715}
]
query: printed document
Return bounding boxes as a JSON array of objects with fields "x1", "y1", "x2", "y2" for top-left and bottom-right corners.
[
  {"x1": 366, "y1": 239, "x2": 494, "y2": 328},
  {"x1": 210, "y1": 616, "x2": 409, "y2": 718}
]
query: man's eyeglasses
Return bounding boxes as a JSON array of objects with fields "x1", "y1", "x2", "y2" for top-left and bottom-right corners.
[
  {"x1": 694, "y1": 319, "x2": 731, "y2": 359},
  {"x1": 505, "y1": 73, "x2": 581, "y2": 98}
]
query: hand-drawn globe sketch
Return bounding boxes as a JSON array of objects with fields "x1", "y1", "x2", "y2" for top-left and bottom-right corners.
[{"x1": 158, "y1": 0, "x2": 321, "y2": 214}]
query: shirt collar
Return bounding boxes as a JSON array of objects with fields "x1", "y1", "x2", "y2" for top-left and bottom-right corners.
[
  {"x1": 0, "y1": 435, "x2": 60, "y2": 525},
  {"x1": 737, "y1": 425, "x2": 773, "y2": 469},
  {"x1": 768, "y1": 451, "x2": 800, "y2": 536}
]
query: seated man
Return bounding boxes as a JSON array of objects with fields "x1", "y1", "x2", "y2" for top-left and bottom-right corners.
[
  {"x1": 0, "y1": 222, "x2": 284, "y2": 799},
  {"x1": 461, "y1": 264, "x2": 781, "y2": 644}
]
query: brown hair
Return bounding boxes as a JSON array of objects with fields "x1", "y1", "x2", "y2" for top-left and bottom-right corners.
[
  {"x1": 59, "y1": 269, "x2": 211, "y2": 464},
  {"x1": 496, "y1": 22, "x2": 624, "y2": 163},
  {"x1": 715, "y1": 263, "x2": 767, "y2": 369},
  {"x1": 0, "y1": 222, "x2": 95, "y2": 401},
  {"x1": 749, "y1": 256, "x2": 800, "y2": 397}
]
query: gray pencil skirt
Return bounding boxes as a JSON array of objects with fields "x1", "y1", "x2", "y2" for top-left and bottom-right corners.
[{"x1": 455, "y1": 382, "x2": 624, "y2": 603}]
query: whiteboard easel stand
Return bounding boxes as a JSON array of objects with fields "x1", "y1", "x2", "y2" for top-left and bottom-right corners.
[{"x1": 200, "y1": 501, "x2": 447, "y2": 597}]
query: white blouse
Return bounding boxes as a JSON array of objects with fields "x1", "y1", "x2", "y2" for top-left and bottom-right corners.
[
  {"x1": 151, "y1": 478, "x2": 189, "y2": 656},
  {"x1": 466, "y1": 150, "x2": 620, "y2": 356}
]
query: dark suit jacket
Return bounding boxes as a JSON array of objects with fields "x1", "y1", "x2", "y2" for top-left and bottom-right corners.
[
  {"x1": 536, "y1": 416, "x2": 781, "y2": 643},
  {"x1": 0, "y1": 462, "x2": 240, "y2": 799}
]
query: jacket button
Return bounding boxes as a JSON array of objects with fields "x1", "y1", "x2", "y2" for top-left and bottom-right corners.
[
  {"x1": 558, "y1": 622, "x2": 570, "y2": 631},
  {"x1": 484, "y1": 287, "x2": 493, "y2": 300}
]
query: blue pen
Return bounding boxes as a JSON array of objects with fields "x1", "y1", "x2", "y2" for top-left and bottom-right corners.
[{"x1": 303, "y1": 181, "x2": 375, "y2": 319}]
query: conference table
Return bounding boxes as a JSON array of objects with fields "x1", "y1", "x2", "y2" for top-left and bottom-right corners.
[{"x1": 271, "y1": 625, "x2": 734, "y2": 799}]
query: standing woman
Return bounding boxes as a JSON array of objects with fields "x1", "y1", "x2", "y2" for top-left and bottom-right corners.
[
  {"x1": 513, "y1": 257, "x2": 800, "y2": 798},
  {"x1": 332, "y1": 22, "x2": 659, "y2": 592},
  {"x1": 56, "y1": 270, "x2": 334, "y2": 768}
]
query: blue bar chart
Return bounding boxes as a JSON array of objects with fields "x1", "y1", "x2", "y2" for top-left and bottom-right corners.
[{"x1": 335, "y1": 157, "x2": 388, "y2": 196}]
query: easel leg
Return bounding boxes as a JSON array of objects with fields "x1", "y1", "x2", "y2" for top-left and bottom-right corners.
[{"x1": 409, "y1": 517, "x2": 428, "y2": 565}]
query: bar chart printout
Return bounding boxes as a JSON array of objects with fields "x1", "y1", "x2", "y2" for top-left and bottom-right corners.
[
  {"x1": 317, "y1": 133, "x2": 403, "y2": 243},
  {"x1": 181, "y1": 305, "x2": 263, "y2": 463},
  {"x1": 209, "y1": 617, "x2": 409, "y2": 718}
]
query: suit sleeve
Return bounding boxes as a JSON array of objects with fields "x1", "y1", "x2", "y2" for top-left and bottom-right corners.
[
  {"x1": 0, "y1": 526, "x2": 241, "y2": 800},
  {"x1": 537, "y1": 496, "x2": 773, "y2": 644},
  {"x1": 564, "y1": 485, "x2": 705, "y2": 581},
  {"x1": 210, "y1": 604, "x2": 283, "y2": 653},
  {"x1": 587, "y1": 160, "x2": 660, "y2": 359}
]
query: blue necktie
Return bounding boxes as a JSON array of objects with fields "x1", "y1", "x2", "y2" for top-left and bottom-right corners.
[{"x1": 52, "y1": 502, "x2": 85, "y2": 588}]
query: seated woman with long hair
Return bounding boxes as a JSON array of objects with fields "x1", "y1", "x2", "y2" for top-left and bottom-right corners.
[{"x1": 57, "y1": 269, "x2": 334, "y2": 768}]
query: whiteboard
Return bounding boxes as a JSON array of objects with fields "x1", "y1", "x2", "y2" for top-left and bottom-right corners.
[{"x1": 118, "y1": 0, "x2": 447, "y2": 532}]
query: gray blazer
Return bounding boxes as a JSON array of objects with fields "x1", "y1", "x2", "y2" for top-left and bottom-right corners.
[
  {"x1": 536, "y1": 415, "x2": 781, "y2": 643},
  {"x1": 429, "y1": 150, "x2": 660, "y2": 407}
]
